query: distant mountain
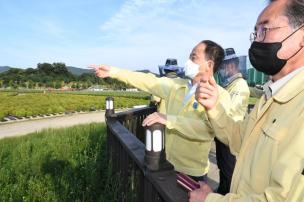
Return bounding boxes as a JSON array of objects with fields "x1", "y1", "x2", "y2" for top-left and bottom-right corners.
[
  {"x1": 67, "y1": 66, "x2": 157, "y2": 76},
  {"x1": 0, "y1": 66, "x2": 11, "y2": 73},
  {"x1": 66, "y1": 66, "x2": 93, "y2": 76},
  {"x1": 136, "y1": 69, "x2": 158, "y2": 76},
  {"x1": 0, "y1": 65, "x2": 156, "y2": 77},
  {"x1": 0, "y1": 66, "x2": 92, "y2": 76},
  {"x1": 136, "y1": 69, "x2": 151, "y2": 73}
]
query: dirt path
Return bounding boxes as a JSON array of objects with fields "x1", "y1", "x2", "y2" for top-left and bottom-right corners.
[{"x1": 0, "y1": 111, "x2": 106, "y2": 139}]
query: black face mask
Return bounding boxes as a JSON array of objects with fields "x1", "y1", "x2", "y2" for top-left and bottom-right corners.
[{"x1": 249, "y1": 25, "x2": 304, "y2": 75}]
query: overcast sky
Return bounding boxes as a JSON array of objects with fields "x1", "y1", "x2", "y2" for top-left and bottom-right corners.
[{"x1": 0, "y1": 0, "x2": 267, "y2": 72}]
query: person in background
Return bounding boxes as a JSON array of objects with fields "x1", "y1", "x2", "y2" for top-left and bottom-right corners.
[
  {"x1": 249, "y1": 75, "x2": 274, "y2": 99},
  {"x1": 249, "y1": 85, "x2": 264, "y2": 98},
  {"x1": 92, "y1": 40, "x2": 232, "y2": 182},
  {"x1": 190, "y1": 0, "x2": 304, "y2": 201},
  {"x1": 150, "y1": 59, "x2": 181, "y2": 113},
  {"x1": 214, "y1": 48, "x2": 250, "y2": 194}
]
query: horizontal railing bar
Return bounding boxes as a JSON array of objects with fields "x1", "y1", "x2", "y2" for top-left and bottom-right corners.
[
  {"x1": 110, "y1": 106, "x2": 156, "y2": 121},
  {"x1": 107, "y1": 118, "x2": 146, "y2": 172},
  {"x1": 146, "y1": 170, "x2": 188, "y2": 202}
]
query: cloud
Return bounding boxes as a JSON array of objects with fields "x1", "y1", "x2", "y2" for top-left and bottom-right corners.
[
  {"x1": 100, "y1": 0, "x2": 178, "y2": 32},
  {"x1": 91, "y1": 0, "x2": 265, "y2": 72},
  {"x1": 0, "y1": 0, "x2": 267, "y2": 71}
]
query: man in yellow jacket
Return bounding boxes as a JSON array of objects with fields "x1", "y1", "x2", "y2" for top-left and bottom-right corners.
[
  {"x1": 92, "y1": 40, "x2": 232, "y2": 181},
  {"x1": 190, "y1": 0, "x2": 304, "y2": 201},
  {"x1": 150, "y1": 61, "x2": 181, "y2": 114}
]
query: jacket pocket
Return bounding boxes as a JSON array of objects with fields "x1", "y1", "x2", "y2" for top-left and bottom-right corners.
[
  {"x1": 260, "y1": 118, "x2": 287, "y2": 141},
  {"x1": 248, "y1": 124, "x2": 280, "y2": 192}
]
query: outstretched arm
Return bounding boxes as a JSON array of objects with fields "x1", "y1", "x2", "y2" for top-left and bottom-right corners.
[{"x1": 91, "y1": 64, "x2": 174, "y2": 100}]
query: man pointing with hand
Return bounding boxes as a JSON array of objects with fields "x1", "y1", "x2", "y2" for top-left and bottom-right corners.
[{"x1": 92, "y1": 40, "x2": 232, "y2": 182}]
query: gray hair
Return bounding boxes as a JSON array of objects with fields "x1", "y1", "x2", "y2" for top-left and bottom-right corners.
[{"x1": 270, "y1": 0, "x2": 304, "y2": 28}]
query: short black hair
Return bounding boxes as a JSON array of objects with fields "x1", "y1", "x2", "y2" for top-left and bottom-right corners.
[
  {"x1": 200, "y1": 40, "x2": 224, "y2": 73},
  {"x1": 270, "y1": 0, "x2": 304, "y2": 28}
]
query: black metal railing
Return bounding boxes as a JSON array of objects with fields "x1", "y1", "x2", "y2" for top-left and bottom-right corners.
[{"x1": 105, "y1": 98, "x2": 188, "y2": 202}]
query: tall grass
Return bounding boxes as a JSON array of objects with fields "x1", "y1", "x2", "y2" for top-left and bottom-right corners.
[{"x1": 0, "y1": 123, "x2": 119, "y2": 202}]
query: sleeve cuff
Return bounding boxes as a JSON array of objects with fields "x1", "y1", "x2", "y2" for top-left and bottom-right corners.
[
  {"x1": 207, "y1": 103, "x2": 225, "y2": 120},
  {"x1": 166, "y1": 115, "x2": 177, "y2": 130},
  {"x1": 205, "y1": 103, "x2": 227, "y2": 129}
]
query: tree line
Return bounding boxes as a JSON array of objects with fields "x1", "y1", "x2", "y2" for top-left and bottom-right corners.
[{"x1": 0, "y1": 63, "x2": 131, "y2": 90}]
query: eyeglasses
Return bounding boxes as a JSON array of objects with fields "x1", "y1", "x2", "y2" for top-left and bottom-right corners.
[{"x1": 249, "y1": 26, "x2": 288, "y2": 43}]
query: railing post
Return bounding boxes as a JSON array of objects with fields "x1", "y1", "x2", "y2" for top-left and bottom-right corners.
[
  {"x1": 105, "y1": 96, "x2": 115, "y2": 169},
  {"x1": 105, "y1": 97, "x2": 115, "y2": 117},
  {"x1": 144, "y1": 123, "x2": 174, "y2": 172}
]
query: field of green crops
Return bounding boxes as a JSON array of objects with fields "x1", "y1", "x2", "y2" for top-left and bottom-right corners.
[
  {"x1": 0, "y1": 123, "x2": 120, "y2": 201},
  {"x1": 0, "y1": 91, "x2": 150, "y2": 120},
  {"x1": 0, "y1": 89, "x2": 259, "y2": 121}
]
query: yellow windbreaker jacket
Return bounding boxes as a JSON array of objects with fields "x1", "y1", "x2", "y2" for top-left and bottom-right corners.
[
  {"x1": 109, "y1": 67, "x2": 232, "y2": 176},
  {"x1": 206, "y1": 68, "x2": 304, "y2": 201},
  {"x1": 225, "y1": 77, "x2": 250, "y2": 121}
]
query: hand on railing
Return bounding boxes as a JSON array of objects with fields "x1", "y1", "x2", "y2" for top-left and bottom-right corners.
[
  {"x1": 89, "y1": 64, "x2": 111, "y2": 78},
  {"x1": 142, "y1": 112, "x2": 167, "y2": 127}
]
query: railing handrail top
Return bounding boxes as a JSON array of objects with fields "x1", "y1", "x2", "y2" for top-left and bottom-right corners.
[{"x1": 108, "y1": 106, "x2": 156, "y2": 120}]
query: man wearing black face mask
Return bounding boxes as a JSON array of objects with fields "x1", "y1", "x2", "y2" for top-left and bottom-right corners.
[
  {"x1": 249, "y1": 20, "x2": 304, "y2": 77},
  {"x1": 190, "y1": 0, "x2": 304, "y2": 201}
]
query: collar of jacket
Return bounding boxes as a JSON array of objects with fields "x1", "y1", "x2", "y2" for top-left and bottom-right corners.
[
  {"x1": 273, "y1": 67, "x2": 304, "y2": 103},
  {"x1": 223, "y1": 73, "x2": 243, "y2": 88}
]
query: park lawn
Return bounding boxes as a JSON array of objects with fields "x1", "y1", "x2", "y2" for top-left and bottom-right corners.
[{"x1": 0, "y1": 123, "x2": 119, "y2": 202}]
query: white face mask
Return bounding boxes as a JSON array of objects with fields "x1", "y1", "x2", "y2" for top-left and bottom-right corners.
[{"x1": 184, "y1": 59, "x2": 200, "y2": 79}]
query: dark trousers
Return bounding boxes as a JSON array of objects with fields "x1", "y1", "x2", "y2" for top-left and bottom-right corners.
[
  {"x1": 176, "y1": 171, "x2": 207, "y2": 182},
  {"x1": 215, "y1": 138, "x2": 236, "y2": 195},
  {"x1": 189, "y1": 174, "x2": 207, "y2": 182}
]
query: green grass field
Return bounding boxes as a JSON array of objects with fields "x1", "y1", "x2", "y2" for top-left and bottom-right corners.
[
  {"x1": 0, "y1": 123, "x2": 119, "y2": 202},
  {"x1": 0, "y1": 89, "x2": 259, "y2": 121},
  {"x1": 0, "y1": 91, "x2": 150, "y2": 120}
]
